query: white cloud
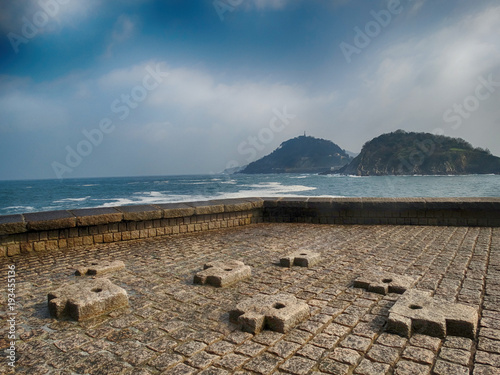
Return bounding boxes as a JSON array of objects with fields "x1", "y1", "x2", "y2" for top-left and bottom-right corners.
[
  {"x1": 0, "y1": 91, "x2": 68, "y2": 133},
  {"x1": 334, "y1": 4, "x2": 500, "y2": 153}
]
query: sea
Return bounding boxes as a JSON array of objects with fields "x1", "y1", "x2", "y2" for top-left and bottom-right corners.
[{"x1": 0, "y1": 174, "x2": 499, "y2": 216}]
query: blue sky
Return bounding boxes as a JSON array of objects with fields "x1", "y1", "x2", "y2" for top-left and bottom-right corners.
[{"x1": 1, "y1": 0, "x2": 499, "y2": 179}]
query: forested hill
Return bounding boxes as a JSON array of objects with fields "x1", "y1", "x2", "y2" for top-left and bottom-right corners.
[
  {"x1": 239, "y1": 135, "x2": 352, "y2": 174},
  {"x1": 337, "y1": 130, "x2": 500, "y2": 176}
]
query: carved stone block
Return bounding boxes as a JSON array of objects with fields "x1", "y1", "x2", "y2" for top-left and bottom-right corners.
[
  {"x1": 230, "y1": 293, "x2": 310, "y2": 334},
  {"x1": 48, "y1": 278, "x2": 129, "y2": 321},
  {"x1": 353, "y1": 270, "x2": 416, "y2": 295},
  {"x1": 193, "y1": 260, "x2": 251, "y2": 287},
  {"x1": 75, "y1": 260, "x2": 125, "y2": 276},
  {"x1": 280, "y1": 250, "x2": 320, "y2": 268},
  {"x1": 387, "y1": 289, "x2": 478, "y2": 339}
]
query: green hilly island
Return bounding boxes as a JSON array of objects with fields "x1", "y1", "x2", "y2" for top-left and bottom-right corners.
[
  {"x1": 338, "y1": 130, "x2": 500, "y2": 176},
  {"x1": 239, "y1": 135, "x2": 352, "y2": 174}
]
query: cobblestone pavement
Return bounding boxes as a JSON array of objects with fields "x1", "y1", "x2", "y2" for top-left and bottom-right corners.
[{"x1": 1, "y1": 223, "x2": 500, "y2": 374}]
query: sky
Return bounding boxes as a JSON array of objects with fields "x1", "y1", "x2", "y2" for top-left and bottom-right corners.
[{"x1": 0, "y1": 0, "x2": 499, "y2": 180}]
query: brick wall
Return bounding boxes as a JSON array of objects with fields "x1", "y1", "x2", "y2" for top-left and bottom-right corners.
[{"x1": 1, "y1": 197, "x2": 499, "y2": 257}]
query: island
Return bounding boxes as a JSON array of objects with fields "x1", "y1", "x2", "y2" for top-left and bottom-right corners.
[
  {"x1": 336, "y1": 130, "x2": 500, "y2": 176},
  {"x1": 239, "y1": 135, "x2": 352, "y2": 174}
]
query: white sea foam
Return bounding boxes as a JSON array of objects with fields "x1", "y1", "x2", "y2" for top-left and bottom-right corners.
[
  {"x1": 94, "y1": 192, "x2": 200, "y2": 208},
  {"x1": 54, "y1": 196, "x2": 91, "y2": 203},
  {"x1": 4, "y1": 205, "x2": 35, "y2": 211},
  {"x1": 212, "y1": 182, "x2": 317, "y2": 199}
]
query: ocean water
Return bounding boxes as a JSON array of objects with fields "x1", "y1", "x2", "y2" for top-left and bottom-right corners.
[{"x1": 0, "y1": 174, "x2": 499, "y2": 215}]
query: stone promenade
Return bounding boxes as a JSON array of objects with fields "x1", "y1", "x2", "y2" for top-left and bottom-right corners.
[{"x1": 1, "y1": 223, "x2": 499, "y2": 374}]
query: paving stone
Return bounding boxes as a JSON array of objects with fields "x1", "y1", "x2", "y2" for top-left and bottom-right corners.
[
  {"x1": 297, "y1": 343, "x2": 325, "y2": 360},
  {"x1": 230, "y1": 293, "x2": 310, "y2": 334},
  {"x1": 473, "y1": 364, "x2": 500, "y2": 375},
  {"x1": 206, "y1": 341, "x2": 236, "y2": 356},
  {"x1": 476, "y1": 351, "x2": 500, "y2": 367},
  {"x1": 236, "y1": 341, "x2": 267, "y2": 357},
  {"x1": 193, "y1": 260, "x2": 251, "y2": 287},
  {"x1": 438, "y1": 347, "x2": 471, "y2": 366},
  {"x1": 253, "y1": 331, "x2": 284, "y2": 346},
  {"x1": 366, "y1": 343, "x2": 401, "y2": 365},
  {"x1": 198, "y1": 367, "x2": 229, "y2": 375},
  {"x1": 480, "y1": 328, "x2": 500, "y2": 341},
  {"x1": 311, "y1": 332, "x2": 341, "y2": 349},
  {"x1": 323, "y1": 323, "x2": 350, "y2": 338},
  {"x1": 121, "y1": 347, "x2": 155, "y2": 366},
  {"x1": 279, "y1": 355, "x2": 316, "y2": 375},
  {"x1": 376, "y1": 333, "x2": 407, "y2": 349},
  {"x1": 243, "y1": 352, "x2": 282, "y2": 374},
  {"x1": 408, "y1": 334, "x2": 441, "y2": 352},
  {"x1": 226, "y1": 331, "x2": 253, "y2": 345},
  {"x1": 394, "y1": 360, "x2": 431, "y2": 375},
  {"x1": 318, "y1": 359, "x2": 351, "y2": 375},
  {"x1": 354, "y1": 358, "x2": 391, "y2": 375},
  {"x1": 329, "y1": 347, "x2": 362, "y2": 366},
  {"x1": 401, "y1": 345, "x2": 435, "y2": 364},
  {"x1": 217, "y1": 353, "x2": 249, "y2": 371},
  {"x1": 147, "y1": 337, "x2": 178, "y2": 352},
  {"x1": 175, "y1": 340, "x2": 208, "y2": 357},
  {"x1": 285, "y1": 329, "x2": 314, "y2": 345},
  {"x1": 353, "y1": 270, "x2": 416, "y2": 295},
  {"x1": 186, "y1": 351, "x2": 219, "y2": 369},
  {"x1": 164, "y1": 363, "x2": 198, "y2": 375},
  {"x1": 443, "y1": 336, "x2": 474, "y2": 351},
  {"x1": 339, "y1": 335, "x2": 372, "y2": 353},
  {"x1": 47, "y1": 278, "x2": 129, "y2": 321},
  {"x1": 53, "y1": 334, "x2": 89, "y2": 352},
  {"x1": 433, "y1": 359, "x2": 470, "y2": 375},
  {"x1": 149, "y1": 352, "x2": 184, "y2": 371},
  {"x1": 268, "y1": 340, "x2": 301, "y2": 358},
  {"x1": 280, "y1": 250, "x2": 321, "y2": 268},
  {"x1": 387, "y1": 289, "x2": 478, "y2": 339},
  {"x1": 478, "y1": 337, "x2": 500, "y2": 354}
]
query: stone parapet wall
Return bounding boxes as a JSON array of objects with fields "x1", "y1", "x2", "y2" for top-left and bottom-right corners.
[
  {"x1": 0, "y1": 198, "x2": 264, "y2": 257},
  {"x1": 1, "y1": 197, "x2": 499, "y2": 257},
  {"x1": 263, "y1": 197, "x2": 500, "y2": 226}
]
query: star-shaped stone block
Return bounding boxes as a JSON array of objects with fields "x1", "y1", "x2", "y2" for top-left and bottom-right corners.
[
  {"x1": 353, "y1": 270, "x2": 416, "y2": 295},
  {"x1": 230, "y1": 293, "x2": 310, "y2": 334},
  {"x1": 193, "y1": 260, "x2": 251, "y2": 287},
  {"x1": 387, "y1": 289, "x2": 478, "y2": 339},
  {"x1": 75, "y1": 260, "x2": 125, "y2": 276},
  {"x1": 48, "y1": 278, "x2": 129, "y2": 321},
  {"x1": 280, "y1": 250, "x2": 320, "y2": 268}
]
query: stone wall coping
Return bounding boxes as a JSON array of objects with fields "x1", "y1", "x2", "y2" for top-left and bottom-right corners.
[
  {"x1": 1, "y1": 197, "x2": 499, "y2": 236},
  {"x1": 69, "y1": 207, "x2": 123, "y2": 227},
  {"x1": 0, "y1": 214, "x2": 26, "y2": 234},
  {"x1": 23, "y1": 210, "x2": 77, "y2": 231}
]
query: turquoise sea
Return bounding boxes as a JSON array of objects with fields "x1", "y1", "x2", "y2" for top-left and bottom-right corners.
[{"x1": 0, "y1": 174, "x2": 499, "y2": 215}]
